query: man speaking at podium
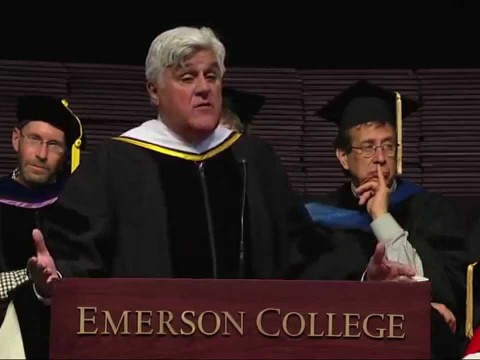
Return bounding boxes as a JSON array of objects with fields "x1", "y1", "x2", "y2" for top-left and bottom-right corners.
[{"x1": 26, "y1": 26, "x2": 420, "y2": 351}]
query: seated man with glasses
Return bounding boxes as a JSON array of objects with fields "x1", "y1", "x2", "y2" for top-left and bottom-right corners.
[
  {"x1": 0, "y1": 95, "x2": 84, "y2": 359},
  {"x1": 304, "y1": 80, "x2": 469, "y2": 359}
]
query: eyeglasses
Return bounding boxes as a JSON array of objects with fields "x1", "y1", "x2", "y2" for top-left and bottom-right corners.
[
  {"x1": 350, "y1": 143, "x2": 397, "y2": 158},
  {"x1": 20, "y1": 133, "x2": 66, "y2": 154}
]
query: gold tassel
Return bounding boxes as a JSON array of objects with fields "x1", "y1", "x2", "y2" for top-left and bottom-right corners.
[
  {"x1": 61, "y1": 99, "x2": 83, "y2": 173},
  {"x1": 467, "y1": 262, "x2": 478, "y2": 339},
  {"x1": 71, "y1": 139, "x2": 82, "y2": 173},
  {"x1": 395, "y1": 91, "x2": 403, "y2": 175}
]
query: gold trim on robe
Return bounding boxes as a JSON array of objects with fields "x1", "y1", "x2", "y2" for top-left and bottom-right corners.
[{"x1": 113, "y1": 132, "x2": 242, "y2": 161}]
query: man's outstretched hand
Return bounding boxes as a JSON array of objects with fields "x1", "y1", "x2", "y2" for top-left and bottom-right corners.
[
  {"x1": 366, "y1": 243, "x2": 416, "y2": 281},
  {"x1": 27, "y1": 229, "x2": 59, "y2": 298}
]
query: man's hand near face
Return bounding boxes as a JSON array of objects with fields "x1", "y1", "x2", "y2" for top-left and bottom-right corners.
[{"x1": 355, "y1": 164, "x2": 389, "y2": 220}]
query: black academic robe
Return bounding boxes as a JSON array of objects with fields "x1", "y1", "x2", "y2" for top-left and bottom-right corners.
[
  {"x1": 0, "y1": 175, "x2": 63, "y2": 359},
  {"x1": 304, "y1": 179, "x2": 469, "y2": 359},
  {"x1": 40, "y1": 133, "x2": 330, "y2": 281}
]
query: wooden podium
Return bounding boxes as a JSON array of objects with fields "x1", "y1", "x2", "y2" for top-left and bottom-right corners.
[{"x1": 49, "y1": 278, "x2": 431, "y2": 359}]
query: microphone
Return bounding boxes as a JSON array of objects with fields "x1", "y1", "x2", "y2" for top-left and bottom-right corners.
[
  {"x1": 238, "y1": 158, "x2": 247, "y2": 278},
  {"x1": 198, "y1": 162, "x2": 217, "y2": 278}
]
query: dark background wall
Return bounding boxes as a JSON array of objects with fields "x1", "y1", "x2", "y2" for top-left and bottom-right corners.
[{"x1": 0, "y1": 3, "x2": 474, "y2": 69}]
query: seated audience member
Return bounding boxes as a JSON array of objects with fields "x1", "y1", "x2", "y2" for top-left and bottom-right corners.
[
  {"x1": 0, "y1": 95, "x2": 84, "y2": 359},
  {"x1": 305, "y1": 80, "x2": 469, "y2": 359}
]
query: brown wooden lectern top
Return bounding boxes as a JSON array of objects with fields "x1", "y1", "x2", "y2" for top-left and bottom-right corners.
[{"x1": 50, "y1": 278, "x2": 431, "y2": 359}]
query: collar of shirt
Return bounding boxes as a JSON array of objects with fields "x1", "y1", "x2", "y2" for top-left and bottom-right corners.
[{"x1": 120, "y1": 114, "x2": 234, "y2": 154}]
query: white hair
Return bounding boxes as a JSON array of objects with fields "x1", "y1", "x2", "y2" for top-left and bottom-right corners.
[{"x1": 145, "y1": 26, "x2": 226, "y2": 83}]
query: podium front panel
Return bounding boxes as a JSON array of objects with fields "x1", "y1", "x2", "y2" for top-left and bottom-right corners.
[{"x1": 50, "y1": 278, "x2": 430, "y2": 359}]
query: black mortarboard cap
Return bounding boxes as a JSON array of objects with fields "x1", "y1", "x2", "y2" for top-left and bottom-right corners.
[
  {"x1": 16, "y1": 95, "x2": 85, "y2": 172},
  {"x1": 222, "y1": 87, "x2": 265, "y2": 124},
  {"x1": 17, "y1": 95, "x2": 82, "y2": 148},
  {"x1": 316, "y1": 80, "x2": 422, "y2": 175},
  {"x1": 316, "y1": 80, "x2": 421, "y2": 132}
]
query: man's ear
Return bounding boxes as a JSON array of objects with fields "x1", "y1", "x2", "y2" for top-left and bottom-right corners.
[
  {"x1": 12, "y1": 127, "x2": 20, "y2": 153},
  {"x1": 146, "y1": 82, "x2": 159, "y2": 106},
  {"x1": 336, "y1": 148, "x2": 350, "y2": 171}
]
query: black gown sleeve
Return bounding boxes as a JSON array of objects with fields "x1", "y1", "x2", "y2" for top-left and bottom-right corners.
[
  {"x1": 39, "y1": 141, "x2": 116, "y2": 278},
  {"x1": 245, "y1": 137, "x2": 335, "y2": 278},
  {"x1": 406, "y1": 193, "x2": 469, "y2": 320}
]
